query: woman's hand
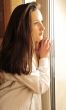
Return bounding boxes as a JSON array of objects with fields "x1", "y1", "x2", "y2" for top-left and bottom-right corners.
[{"x1": 35, "y1": 37, "x2": 51, "y2": 58}]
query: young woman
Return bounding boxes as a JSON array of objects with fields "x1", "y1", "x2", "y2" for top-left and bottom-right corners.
[{"x1": 0, "y1": 2, "x2": 51, "y2": 110}]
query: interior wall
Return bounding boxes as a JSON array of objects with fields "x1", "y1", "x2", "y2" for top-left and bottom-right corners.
[
  {"x1": 4, "y1": 0, "x2": 11, "y2": 30},
  {"x1": 0, "y1": 0, "x2": 4, "y2": 45}
]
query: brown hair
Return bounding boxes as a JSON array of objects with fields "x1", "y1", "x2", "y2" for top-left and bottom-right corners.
[{"x1": 0, "y1": 2, "x2": 39, "y2": 75}]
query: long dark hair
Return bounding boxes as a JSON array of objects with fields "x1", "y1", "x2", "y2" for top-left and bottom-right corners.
[{"x1": 0, "y1": 2, "x2": 38, "y2": 75}]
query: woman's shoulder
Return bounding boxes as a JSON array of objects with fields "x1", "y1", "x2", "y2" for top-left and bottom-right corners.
[{"x1": 0, "y1": 71, "x2": 16, "y2": 85}]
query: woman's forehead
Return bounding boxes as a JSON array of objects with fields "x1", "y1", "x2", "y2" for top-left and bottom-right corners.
[{"x1": 31, "y1": 9, "x2": 43, "y2": 22}]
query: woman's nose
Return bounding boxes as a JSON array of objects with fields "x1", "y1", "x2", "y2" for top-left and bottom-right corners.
[{"x1": 40, "y1": 23, "x2": 45, "y2": 31}]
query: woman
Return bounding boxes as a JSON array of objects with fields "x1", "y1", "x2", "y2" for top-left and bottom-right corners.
[{"x1": 0, "y1": 2, "x2": 51, "y2": 110}]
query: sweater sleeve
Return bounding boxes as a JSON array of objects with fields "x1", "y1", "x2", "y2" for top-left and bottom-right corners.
[{"x1": 15, "y1": 58, "x2": 50, "y2": 94}]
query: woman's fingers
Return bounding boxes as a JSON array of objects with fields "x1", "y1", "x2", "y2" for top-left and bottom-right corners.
[
  {"x1": 40, "y1": 37, "x2": 50, "y2": 49},
  {"x1": 35, "y1": 37, "x2": 51, "y2": 58},
  {"x1": 39, "y1": 37, "x2": 51, "y2": 58}
]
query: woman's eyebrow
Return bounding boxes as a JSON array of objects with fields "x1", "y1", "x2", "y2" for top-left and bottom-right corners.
[
  {"x1": 33, "y1": 18, "x2": 43, "y2": 22},
  {"x1": 33, "y1": 19, "x2": 44, "y2": 24}
]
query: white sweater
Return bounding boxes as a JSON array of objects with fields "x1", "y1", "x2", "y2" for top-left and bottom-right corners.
[{"x1": 0, "y1": 58, "x2": 50, "y2": 110}]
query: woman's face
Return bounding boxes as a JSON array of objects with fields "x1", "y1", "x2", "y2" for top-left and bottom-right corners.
[{"x1": 31, "y1": 9, "x2": 45, "y2": 46}]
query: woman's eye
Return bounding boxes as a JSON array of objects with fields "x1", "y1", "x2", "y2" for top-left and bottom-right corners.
[
  {"x1": 41, "y1": 20, "x2": 44, "y2": 24},
  {"x1": 33, "y1": 20, "x2": 44, "y2": 25},
  {"x1": 33, "y1": 21, "x2": 39, "y2": 25}
]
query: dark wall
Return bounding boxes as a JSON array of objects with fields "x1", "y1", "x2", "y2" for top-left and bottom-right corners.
[{"x1": 0, "y1": 0, "x2": 5, "y2": 39}]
